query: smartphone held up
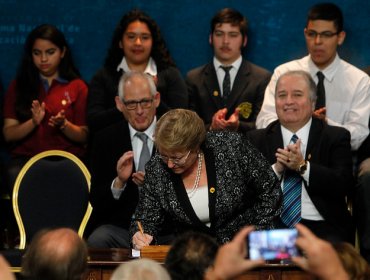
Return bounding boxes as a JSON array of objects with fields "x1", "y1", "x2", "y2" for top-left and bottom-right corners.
[{"x1": 248, "y1": 228, "x2": 300, "y2": 261}]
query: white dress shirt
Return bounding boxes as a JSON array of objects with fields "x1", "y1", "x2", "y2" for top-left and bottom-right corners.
[
  {"x1": 256, "y1": 54, "x2": 370, "y2": 150},
  {"x1": 213, "y1": 56, "x2": 242, "y2": 97}
]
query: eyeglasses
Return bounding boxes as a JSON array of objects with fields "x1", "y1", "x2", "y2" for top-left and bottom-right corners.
[
  {"x1": 305, "y1": 30, "x2": 339, "y2": 40},
  {"x1": 122, "y1": 98, "x2": 154, "y2": 110},
  {"x1": 159, "y1": 150, "x2": 191, "y2": 166},
  {"x1": 124, "y1": 32, "x2": 152, "y2": 42}
]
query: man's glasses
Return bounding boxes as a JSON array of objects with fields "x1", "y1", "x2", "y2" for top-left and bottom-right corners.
[
  {"x1": 159, "y1": 150, "x2": 191, "y2": 166},
  {"x1": 305, "y1": 30, "x2": 339, "y2": 40},
  {"x1": 122, "y1": 98, "x2": 154, "y2": 110}
]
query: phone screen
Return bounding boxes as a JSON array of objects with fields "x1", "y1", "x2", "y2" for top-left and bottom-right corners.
[{"x1": 248, "y1": 228, "x2": 299, "y2": 260}]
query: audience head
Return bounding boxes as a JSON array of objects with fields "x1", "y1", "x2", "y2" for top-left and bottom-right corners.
[
  {"x1": 275, "y1": 70, "x2": 317, "y2": 132},
  {"x1": 110, "y1": 258, "x2": 171, "y2": 280},
  {"x1": 304, "y1": 3, "x2": 345, "y2": 69},
  {"x1": 115, "y1": 71, "x2": 160, "y2": 132},
  {"x1": 332, "y1": 242, "x2": 370, "y2": 280},
  {"x1": 21, "y1": 228, "x2": 88, "y2": 280},
  {"x1": 104, "y1": 9, "x2": 174, "y2": 71},
  {"x1": 204, "y1": 226, "x2": 264, "y2": 280},
  {"x1": 155, "y1": 109, "x2": 206, "y2": 173},
  {"x1": 209, "y1": 8, "x2": 247, "y2": 65},
  {"x1": 165, "y1": 231, "x2": 219, "y2": 280}
]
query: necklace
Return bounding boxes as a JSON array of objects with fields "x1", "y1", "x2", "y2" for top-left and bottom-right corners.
[{"x1": 187, "y1": 152, "x2": 203, "y2": 198}]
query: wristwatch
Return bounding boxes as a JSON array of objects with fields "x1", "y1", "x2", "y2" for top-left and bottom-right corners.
[{"x1": 298, "y1": 160, "x2": 307, "y2": 175}]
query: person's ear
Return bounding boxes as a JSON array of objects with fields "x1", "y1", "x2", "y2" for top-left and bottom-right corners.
[
  {"x1": 242, "y1": 36, "x2": 247, "y2": 47},
  {"x1": 115, "y1": 96, "x2": 124, "y2": 112},
  {"x1": 337, "y1": 31, "x2": 346, "y2": 46},
  {"x1": 119, "y1": 40, "x2": 123, "y2": 49},
  {"x1": 61, "y1": 47, "x2": 66, "y2": 58},
  {"x1": 153, "y1": 92, "x2": 161, "y2": 108},
  {"x1": 209, "y1": 34, "x2": 213, "y2": 46}
]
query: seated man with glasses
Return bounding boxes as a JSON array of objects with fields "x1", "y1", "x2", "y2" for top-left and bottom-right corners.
[
  {"x1": 130, "y1": 109, "x2": 282, "y2": 249},
  {"x1": 88, "y1": 71, "x2": 171, "y2": 248},
  {"x1": 256, "y1": 2, "x2": 370, "y2": 152}
]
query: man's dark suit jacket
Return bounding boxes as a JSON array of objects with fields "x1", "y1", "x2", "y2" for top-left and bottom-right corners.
[
  {"x1": 357, "y1": 66, "x2": 370, "y2": 163},
  {"x1": 247, "y1": 118, "x2": 355, "y2": 242},
  {"x1": 89, "y1": 120, "x2": 140, "y2": 229},
  {"x1": 187, "y1": 59, "x2": 271, "y2": 132}
]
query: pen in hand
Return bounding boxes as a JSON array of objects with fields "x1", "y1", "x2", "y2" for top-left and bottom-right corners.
[{"x1": 137, "y1": 221, "x2": 144, "y2": 236}]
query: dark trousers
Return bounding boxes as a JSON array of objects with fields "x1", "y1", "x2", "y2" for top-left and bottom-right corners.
[{"x1": 355, "y1": 172, "x2": 370, "y2": 263}]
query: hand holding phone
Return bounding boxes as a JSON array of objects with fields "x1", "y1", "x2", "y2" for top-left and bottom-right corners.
[{"x1": 248, "y1": 228, "x2": 300, "y2": 260}]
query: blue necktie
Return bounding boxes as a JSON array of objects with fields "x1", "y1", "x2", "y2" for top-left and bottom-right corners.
[{"x1": 281, "y1": 134, "x2": 302, "y2": 228}]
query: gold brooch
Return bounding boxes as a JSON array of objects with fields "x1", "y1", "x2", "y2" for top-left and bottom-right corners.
[
  {"x1": 213, "y1": 91, "x2": 219, "y2": 97},
  {"x1": 210, "y1": 187, "x2": 215, "y2": 193},
  {"x1": 238, "y1": 102, "x2": 252, "y2": 119}
]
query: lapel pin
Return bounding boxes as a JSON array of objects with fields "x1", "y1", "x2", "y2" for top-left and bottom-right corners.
[
  {"x1": 213, "y1": 91, "x2": 219, "y2": 97},
  {"x1": 210, "y1": 187, "x2": 215, "y2": 193}
]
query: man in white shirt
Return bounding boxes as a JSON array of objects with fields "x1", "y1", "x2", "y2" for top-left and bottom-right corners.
[
  {"x1": 88, "y1": 71, "x2": 161, "y2": 248},
  {"x1": 187, "y1": 8, "x2": 271, "y2": 132},
  {"x1": 256, "y1": 3, "x2": 370, "y2": 151},
  {"x1": 248, "y1": 70, "x2": 355, "y2": 244}
]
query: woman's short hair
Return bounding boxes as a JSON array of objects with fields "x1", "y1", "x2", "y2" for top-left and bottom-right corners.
[{"x1": 155, "y1": 109, "x2": 206, "y2": 152}]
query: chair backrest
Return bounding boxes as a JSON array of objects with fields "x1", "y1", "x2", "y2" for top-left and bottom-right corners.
[{"x1": 12, "y1": 150, "x2": 92, "y2": 249}]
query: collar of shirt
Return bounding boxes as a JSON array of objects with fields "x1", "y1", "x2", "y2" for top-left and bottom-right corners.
[
  {"x1": 40, "y1": 75, "x2": 68, "y2": 92},
  {"x1": 280, "y1": 117, "x2": 312, "y2": 156},
  {"x1": 308, "y1": 53, "x2": 340, "y2": 83},
  {"x1": 116, "y1": 56, "x2": 157, "y2": 76},
  {"x1": 128, "y1": 117, "x2": 156, "y2": 168},
  {"x1": 213, "y1": 56, "x2": 242, "y2": 95}
]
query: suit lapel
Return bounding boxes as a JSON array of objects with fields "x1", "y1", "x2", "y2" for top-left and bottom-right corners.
[
  {"x1": 171, "y1": 171, "x2": 209, "y2": 231},
  {"x1": 266, "y1": 121, "x2": 284, "y2": 163},
  {"x1": 306, "y1": 118, "x2": 322, "y2": 159},
  {"x1": 204, "y1": 63, "x2": 224, "y2": 109},
  {"x1": 204, "y1": 146, "x2": 217, "y2": 233}
]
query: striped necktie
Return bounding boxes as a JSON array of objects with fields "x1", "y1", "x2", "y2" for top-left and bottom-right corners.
[{"x1": 281, "y1": 134, "x2": 302, "y2": 228}]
